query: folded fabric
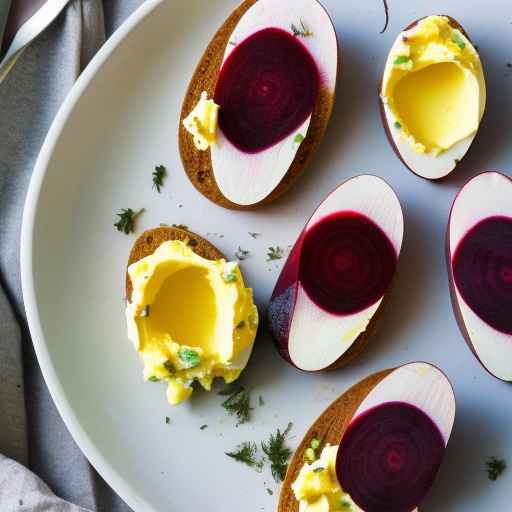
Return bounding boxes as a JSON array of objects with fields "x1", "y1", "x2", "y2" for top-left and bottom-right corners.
[{"x1": 0, "y1": 455, "x2": 90, "y2": 512}]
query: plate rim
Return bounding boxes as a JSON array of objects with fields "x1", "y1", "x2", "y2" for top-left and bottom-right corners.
[{"x1": 20, "y1": 1, "x2": 165, "y2": 510}]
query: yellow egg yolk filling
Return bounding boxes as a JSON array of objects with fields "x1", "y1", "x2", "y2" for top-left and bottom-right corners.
[
  {"x1": 292, "y1": 445, "x2": 361, "y2": 512},
  {"x1": 126, "y1": 240, "x2": 258, "y2": 404},
  {"x1": 382, "y1": 15, "x2": 484, "y2": 156}
]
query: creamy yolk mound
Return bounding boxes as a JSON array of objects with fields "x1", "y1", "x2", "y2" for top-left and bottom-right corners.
[
  {"x1": 182, "y1": 91, "x2": 220, "y2": 151},
  {"x1": 126, "y1": 240, "x2": 258, "y2": 404},
  {"x1": 292, "y1": 445, "x2": 361, "y2": 512},
  {"x1": 382, "y1": 15, "x2": 484, "y2": 156}
]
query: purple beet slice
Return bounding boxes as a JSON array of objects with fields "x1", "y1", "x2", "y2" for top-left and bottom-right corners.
[
  {"x1": 299, "y1": 210, "x2": 397, "y2": 315},
  {"x1": 337, "y1": 402, "x2": 445, "y2": 512},
  {"x1": 214, "y1": 27, "x2": 320, "y2": 154},
  {"x1": 452, "y1": 216, "x2": 512, "y2": 335},
  {"x1": 447, "y1": 171, "x2": 512, "y2": 381},
  {"x1": 268, "y1": 175, "x2": 404, "y2": 371}
]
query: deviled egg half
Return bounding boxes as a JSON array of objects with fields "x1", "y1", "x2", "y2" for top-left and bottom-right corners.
[
  {"x1": 380, "y1": 15, "x2": 486, "y2": 179},
  {"x1": 126, "y1": 234, "x2": 258, "y2": 404}
]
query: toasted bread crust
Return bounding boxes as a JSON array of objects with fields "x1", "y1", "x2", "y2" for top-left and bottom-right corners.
[
  {"x1": 278, "y1": 368, "x2": 394, "y2": 512},
  {"x1": 125, "y1": 227, "x2": 225, "y2": 300},
  {"x1": 178, "y1": 0, "x2": 338, "y2": 210}
]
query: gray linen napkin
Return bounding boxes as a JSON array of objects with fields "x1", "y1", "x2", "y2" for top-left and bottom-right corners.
[{"x1": 0, "y1": 0, "x2": 144, "y2": 510}]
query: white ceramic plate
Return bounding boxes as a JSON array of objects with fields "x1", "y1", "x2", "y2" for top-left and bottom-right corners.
[{"x1": 21, "y1": 0, "x2": 512, "y2": 510}]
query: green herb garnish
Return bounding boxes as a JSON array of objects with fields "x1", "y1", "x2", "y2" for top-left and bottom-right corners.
[
  {"x1": 236, "y1": 247, "x2": 250, "y2": 260},
  {"x1": 393, "y1": 55, "x2": 411, "y2": 66},
  {"x1": 394, "y1": 121, "x2": 401, "y2": 129},
  {"x1": 261, "y1": 422, "x2": 293, "y2": 482},
  {"x1": 236, "y1": 320, "x2": 246, "y2": 329},
  {"x1": 226, "y1": 442, "x2": 263, "y2": 471},
  {"x1": 200, "y1": 424, "x2": 208, "y2": 430},
  {"x1": 222, "y1": 263, "x2": 239, "y2": 283},
  {"x1": 341, "y1": 497, "x2": 352, "y2": 508},
  {"x1": 486, "y1": 457, "x2": 507, "y2": 481},
  {"x1": 172, "y1": 223, "x2": 189, "y2": 230},
  {"x1": 266, "y1": 488, "x2": 273, "y2": 496},
  {"x1": 310, "y1": 437, "x2": 320, "y2": 451},
  {"x1": 304, "y1": 447, "x2": 316, "y2": 463},
  {"x1": 294, "y1": 133, "x2": 305, "y2": 144},
  {"x1": 152, "y1": 165, "x2": 167, "y2": 192},
  {"x1": 165, "y1": 416, "x2": 171, "y2": 424},
  {"x1": 267, "y1": 246, "x2": 284, "y2": 261},
  {"x1": 248, "y1": 232, "x2": 261, "y2": 238},
  {"x1": 313, "y1": 467, "x2": 325, "y2": 473},
  {"x1": 148, "y1": 376, "x2": 159, "y2": 382},
  {"x1": 452, "y1": 32, "x2": 466, "y2": 50},
  {"x1": 178, "y1": 348, "x2": 201, "y2": 369},
  {"x1": 163, "y1": 360, "x2": 176, "y2": 374},
  {"x1": 220, "y1": 385, "x2": 252, "y2": 425},
  {"x1": 114, "y1": 208, "x2": 144, "y2": 234},
  {"x1": 291, "y1": 19, "x2": 312, "y2": 37}
]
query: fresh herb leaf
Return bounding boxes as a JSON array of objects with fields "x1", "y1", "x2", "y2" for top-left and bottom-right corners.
[
  {"x1": 393, "y1": 55, "x2": 411, "y2": 66},
  {"x1": 178, "y1": 348, "x2": 201, "y2": 369},
  {"x1": 267, "y1": 246, "x2": 284, "y2": 261},
  {"x1": 172, "y1": 223, "x2": 189, "y2": 230},
  {"x1": 380, "y1": 0, "x2": 389, "y2": 34},
  {"x1": 294, "y1": 133, "x2": 305, "y2": 144},
  {"x1": 313, "y1": 467, "x2": 325, "y2": 473},
  {"x1": 259, "y1": 395, "x2": 265, "y2": 407},
  {"x1": 200, "y1": 424, "x2": 208, "y2": 430},
  {"x1": 394, "y1": 121, "x2": 401, "y2": 129},
  {"x1": 304, "y1": 447, "x2": 316, "y2": 463},
  {"x1": 114, "y1": 208, "x2": 144, "y2": 234},
  {"x1": 310, "y1": 437, "x2": 321, "y2": 451},
  {"x1": 226, "y1": 442, "x2": 263, "y2": 471},
  {"x1": 236, "y1": 320, "x2": 246, "y2": 329},
  {"x1": 486, "y1": 457, "x2": 507, "y2": 481},
  {"x1": 248, "y1": 232, "x2": 261, "y2": 238},
  {"x1": 220, "y1": 385, "x2": 252, "y2": 425},
  {"x1": 152, "y1": 165, "x2": 167, "y2": 193},
  {"x1": 222, "y1": 263, "x2": 239, "y2": 283},
  {"x1": 163, "y1": 360, "x2": 176, "y2": 374},
  {"x1": 291, "y1": 19, "x2": 312, "y2": 37},
  {"x1": 236, "y1": 246, "x2": 250, "y2": 260},
  {"x1": 266, "y1": 488, "x2": 273, "y2": 496},
  {"x1": 261, "y1": 422, "x2": 293, "y2": 482},
  {"x1": 165, "y1": 416, "x2": 171, "y2": 424},
  {"x1": 148, "y1": 376, "x2": 159, "y2": 382},
  {"x1": 452, "y1": 32, "x2": 466, "y2": 50},
  {"x1": 341, "y1": 498, "x2": 352, "y2": 508}
]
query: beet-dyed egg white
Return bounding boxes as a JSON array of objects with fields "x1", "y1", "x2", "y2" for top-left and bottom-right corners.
[
  {"x1": 179, "y1": 0, "x2": 338, "y2": 209},
  {"x1": 336, "y1": 363, "x2": 455, "y2": 512},
  {"x1": 447, "y1": 171, "x2": 512, "y2": 381},
  {"x1": 279, "y1": 362, "x2": 455, "y2": 512},
  {"x1": 268, "y1": 175, "x2": 403, "y2": 371},
  {"x1": 380, "y1": 15, "x2": 486, "y2": 180}
]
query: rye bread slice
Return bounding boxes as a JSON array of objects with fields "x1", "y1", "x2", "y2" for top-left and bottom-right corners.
[
  {"x1": 278, "y1": 368, "x2": 393, "y2": 512},
  {"x1": 126, "y1": 227, "x2": 225, "y2": 301},
  {"x1": 178, "y1": 0, "x2": 338, "y2": 210}
]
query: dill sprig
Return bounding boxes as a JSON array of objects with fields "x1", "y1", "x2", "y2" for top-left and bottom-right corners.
[
  {"x1": 152, "y1": 164, "x2": 167, "y2": 192},
  {"x1": 114, "y1": 208, "x2": 144, "y2": 234},
  {"x1": 236, "y1": 246, "x2": 250, "y2": 260},
  {"x1": 291, "y1": 19, "x2": 312, "y2": 37},
  {"x1": 486, "y1": 457, "x2": 507, "y2": 481},
  {"x1": 226, "y1": 442, "x2": 263, "y2": 471},
  {"x1": 267, "y1": 246, "x2": 284, "y2": 261},
  {"x1": 261, "y1": 422, "x2": 293, "y2": 482},
  {"x1": 219, "y1": 385, "x2": 252, "y2": 425}
]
